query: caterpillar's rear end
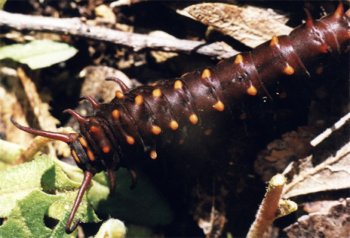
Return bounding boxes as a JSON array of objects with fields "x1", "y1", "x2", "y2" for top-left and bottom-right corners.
[{"x1": 11, "y1": 3, "x2": 350, "y2": 234}]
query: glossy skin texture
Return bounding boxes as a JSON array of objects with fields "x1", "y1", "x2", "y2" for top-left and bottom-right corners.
[
  {"x1": 12, "y1": 5, "x2": 350, "y2": 233},
  {"x1": 78, "y1": 7, "x2": 349, "y2": 174}
]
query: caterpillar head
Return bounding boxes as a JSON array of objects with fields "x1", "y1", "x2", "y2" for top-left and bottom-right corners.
[{"x1": 10, "y1": 115, "x2": 134, "y2": 233}]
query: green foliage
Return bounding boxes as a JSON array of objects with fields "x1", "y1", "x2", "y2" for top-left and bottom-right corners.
[
  {"x1": 0, "y1": 191, "x2": 60, "y2": 238},
  {"x1": 0, "y1": 155, "x2": 102, "y2": 237},
  {"x1": 0, "y1": 140, "x2": 173, "y2": 237},
  {"x1": 0, "y1": 40, "x2": 77, "y2": 69}
]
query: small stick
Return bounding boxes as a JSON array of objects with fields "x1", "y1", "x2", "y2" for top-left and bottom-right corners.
[
  {"x1": 310, "y1": 112, "x2": 350, "y2": 147},
  {"x1": 0, "y1": 10, "x2": 238, "y2": 58},
  {"x1": 246, "y1": 174, "x2": 297, "y2": 238}
]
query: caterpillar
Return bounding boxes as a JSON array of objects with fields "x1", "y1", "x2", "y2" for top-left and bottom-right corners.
[{"x1": 11, "y1": 3, "x2": 349, "y2": 234}]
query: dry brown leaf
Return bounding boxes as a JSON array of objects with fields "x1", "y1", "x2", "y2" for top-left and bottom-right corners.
[
  {"x1": 255, "y1": 127, "x2": 317, "y2": 182},
  {"x1": 284, "y1": 198, "x2": 350, "y2": 238},
  {"x1": 95, "y1": 4, "x2": 116, "y2": 24},
  {"x1": 0, "y1": 67, "x2": 33, "y2": 146},
  {"x1": 282, "y1": 141, "x2": 350, "y2": 199},
  {"x1": 17, "y1": 68, "x2": 59, "y2": 131},
  {"x1": 79, "y1": 65, "x2": 133, "y2": 102},
  {"x1": 178, "y1": 3, "x2": 292, "y2": 48},
  {"x1": 15, "y1": 68, "x2": 63, "y2": 159},
  {"x1": 303, "y1": 200, "x2": 342, "y2": 214}
]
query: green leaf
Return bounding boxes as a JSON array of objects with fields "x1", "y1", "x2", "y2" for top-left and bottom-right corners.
[
  {"x1": 0, "y1": 146, "x2": 172, "y2": 236},
  {"x1": 0, "y1": 40, "x2": 78, "y2": 69},
  {"x1": 0, "y1": 155, "x2": 78, "y2": 217},
  {"x1": 0, "y1": 155, "x2": 105, "y2": 237},
  {"x1": 0, "y1": 190, "x2": 58, "y2": 238}
]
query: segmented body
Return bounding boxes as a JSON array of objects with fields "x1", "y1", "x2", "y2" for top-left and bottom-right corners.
[{"x1": 75, "y1": 9, "x2": 349, "y2": 174}]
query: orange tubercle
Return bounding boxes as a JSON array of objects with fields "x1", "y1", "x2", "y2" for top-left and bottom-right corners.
[
  {"x1": 212, "y1": 100, "x2": 225, "y2": 112},
  {"x1": 89, "y1": 125, "x2": 99, "y2": 133},
  {"x1": 174, "y1": 80, "x2": 183, "y2": 90},
  {"x1": 333, "y1": 2, "x2": 344, "y2": 19},
  {"x1": 126, "y1": 135, "x2": 135, "y2": 145},
  {"x1": 234, "y1": 54, "x2": 243, "y2": 64},
  {"x1": 115, "y1": 91, "x2": 124, "y2": 99},
  {"x1": 283, "y1": 64, "x2": 295, "y2": 75},
  {"x1": 102, "y1": 146, "x2": 111, "y2": 154},
  {"x1": 150, "y1": 150, "x2": 157, "y2": 160},
  {"x1": 135, "y1": 95, "x2": 144, "y2": 105},
  {"x1": 151, "y1": 125, "x2": 162, "y2": 135},
  {"x1": 189, "y1": 114, "x2": 199, "y2": 125},
  {"x1": 112, "y1": 109, "x2": 120, "y2": 120},
  {"x1": 169, "y1": 120, "x2": 179, "y2": 130},
  {"x1": 201, "y1": 68, "x2": 211, "y2": 80},
  {"x1": 270, "y1": 36, "x2": 279, "y2": 47},
  {"x1": 247, "y1": 84, "x2": 258, "y2": 96},
  {"x1": 152, "y1": 88, "x2": 162, "y2": 98}
]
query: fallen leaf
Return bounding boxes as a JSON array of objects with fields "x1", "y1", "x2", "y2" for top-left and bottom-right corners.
[
  {"x1": 0, "y1": 74, "x2": 33, "y2": 146},
  {"x1": 0, "y1": 40, "x2": 77, "y2": 70},
  {"x1": 79, "y1": 65, "x2": 133, "y2": 102},
  {"x1": 178, "y1": 3, "x2": 292, "y2": 47},
  {"x1": 283, "y1": 141, "x2": 350, "y2": 199},
  {"x1": 255, "y1": 127, "x2": 317, "y2": 181},
  {"x1": 17, "y1": 68, "x2": 59, "y2": 131}
]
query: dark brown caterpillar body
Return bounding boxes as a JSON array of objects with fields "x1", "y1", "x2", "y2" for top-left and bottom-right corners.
[{"x1": 11, "y1": 4, "x2": 350, "y2": 233}]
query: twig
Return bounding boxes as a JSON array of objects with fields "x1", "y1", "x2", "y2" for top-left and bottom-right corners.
[
  {"x1": 0, "y1": 10, "x2": 238, "y2": 58},
  {"x1": 310, "y1": 112, "x2": 350, "y2": 147},
  {"x1": 246, "y1": 174, "x2": 297, "y2": 238}
]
